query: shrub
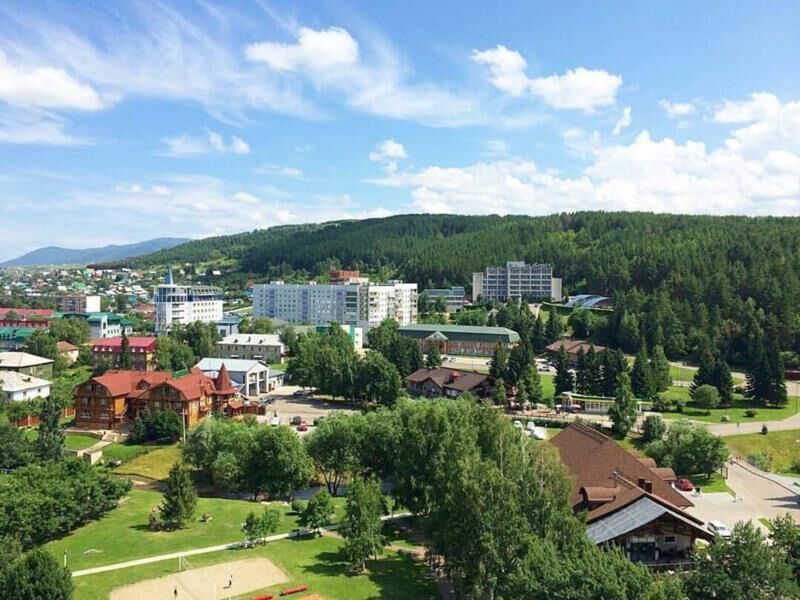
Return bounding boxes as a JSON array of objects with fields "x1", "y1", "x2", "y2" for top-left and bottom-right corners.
[
  {"x1": 130, "y1": 410, "x2": 183, "y2": 443},
  {"x1": 790, "y1": 457, "x2": 800, "y2": 474},
  {"x1": 762, "y1": 424, "x2": 769, "y2": 435},
  {"x1": 652, "y1": 396, "x2": 672, "y2": 413},
  {"x1": 720, "y1": 415, "x2": 730, "y2": 422},
  {"x1": 744, "y1": 409, "x2": 758, "y2": 418},
  {"x1": 291, "y1": 499, "x2": 307, "y2": 514},
  {"x1": 674, "y1": 399, "x2": 685, "y2": 413},
  {"x1": 747, "y1": 452, "x2": 772, "y2": 471},
  {"x1": 641, "y1": 415, "x2": 666, "y2": 444}
]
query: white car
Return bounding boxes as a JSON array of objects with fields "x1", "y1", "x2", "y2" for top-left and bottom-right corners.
[
  {"x1": 270, "y1": 416, "x2": 281, "y2": 427},
  {"x1": 707, "y1": 520, "x2": 732, "y2": 540}
]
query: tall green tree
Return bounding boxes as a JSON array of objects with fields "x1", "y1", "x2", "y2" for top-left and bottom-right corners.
[
  {"x1": 241, "y1": 508, "x2": 280, "y2": 544},
  {"x1": 567, "y1": 307, "x2": 594, "y2": 338},
  {"x1": 492, "y1": 378, "x2": 507, "y2": 406},
  {"x1": 35, "y1": 395, "x2": 64, "y2": 462},
  {"x1": 693, "y1": 384, "x2": 720, "y2": 414},
  {"x1": 650, "y1": 344, "x2": 672, "y2": 392},
  {"x1": 631, "y1": 345, "x2": 655, "y2": 399},
  {"x1": 119, "y1": 330, "x2": 132, "y2": 370},
  {"x1": 505, "y1": 342, "x2": 533, "y2": 387},
  {"x1": 601, "y1": 349, "x2": 628, "y2": 398},
  {"x1": 0, "y1": 546, "x2": 73, "y2": 600},
  {"x1": 585, "y1": 344, "x2": 604, "y2": 395},
  {"x1": 545, "y1": 305, "x2": 563, "y2": 343},
  {"x1": 356, "y1": 351, "x2": 401, "y2": 407},
  {"x1": 531, "y1": 312, "x2": 548, "y2": 354},
  {"x1": 520, "y1": 364, "x2": 544, "y2": 407},
  {"x1": 489, "y1": 344, "x2": 507, "y2": 380},
  {"x1": 690, "y1": 347, "x2": 715, "y2": 397},
  {"x1": 341, "y1": 477, "x2": 386, "y2": 572},
  {"x1": 574, "y1": 347, "x2": 590, "y2": 394},
  {"x1": 609, "y1": 371, "x2": 637, "y2": 437},
  {"x1": 25, "y1": 330, "x2": 58, "y2": 361},
  {"x1": 304, "y1": 413, "x2": 364, "y2": 496},
  {"x1": 425, "y1": 344, "x2": 442, "y2": 369},
  {"x1": 300, "y1": 490, "x2": 335, "y2": 535},
  {"x1": 711, "y1": 357, "x2": 734, "y2": 406},
  {"x1": 160, "y1": 462, "x2": 197, "y2": 529},
  {"x1": 553, "y1": 347, "x2": 574, "y2": 395},
  {"x1": 243, "y1": 425, "x2": 313, "y2": 500}
]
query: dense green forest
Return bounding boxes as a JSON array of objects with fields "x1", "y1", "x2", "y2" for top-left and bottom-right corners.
[{"x1": 108, "y1": 212, "x2": 800, "y2": 364}]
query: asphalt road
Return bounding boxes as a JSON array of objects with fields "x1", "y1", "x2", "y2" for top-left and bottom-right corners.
[{"x1": 255, "y1": 385, "x2": 357, "y2": 434}]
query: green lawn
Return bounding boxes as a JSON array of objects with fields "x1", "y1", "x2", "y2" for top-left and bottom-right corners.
[
  {"x1": 99, "y1": 441, "x2": 162, "y2": 465},
  {"x1": 691, "y1": 473, "x2": 733, "y2": 495},
  {"x1": 725, "y1": 429, "x2": 800, "y2": 474},
  {"x1": 112, "y1": 445, "x2": 183, "y2": 481},
  {"x1": 45, "y1": 488, "x2": 313, "y2": 572},
  {"x1": 669, "y1": 365, "x2": 697, "y2": 383},
  {"x1": 23, "y1": 430, "x2": 99, "y2": 451},
  {"x1": 71, "y1": 535, "x2": 438, "y2": 600},
  {"x1": 660, "y1": 391, "x2": 800, "y2": 424},
  {"x1": 541, "y1": 373, "x2": 555, "y2": 400}
]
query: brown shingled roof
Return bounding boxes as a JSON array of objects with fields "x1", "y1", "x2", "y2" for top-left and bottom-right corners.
[
  {"x1": 550, "y1": 423, "x2": 692, "y2": 510},
  {"x1": 88, "y1": 370, "x2": 172, "y2": 397},
  {"x1": 405, "y1": 367, "x2": 490, "y2": 393}
]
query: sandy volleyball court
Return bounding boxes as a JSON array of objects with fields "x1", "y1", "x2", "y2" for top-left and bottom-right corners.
[{"x1": 110, "y1": 557, "x2": 287, "y2": 600}]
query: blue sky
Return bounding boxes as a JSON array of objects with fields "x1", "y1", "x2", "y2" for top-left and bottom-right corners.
[{"x1": 1, "y1": 1, "x2": 799, "y2": 260}]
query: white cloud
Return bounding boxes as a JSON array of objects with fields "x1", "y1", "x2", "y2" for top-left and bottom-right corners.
[
  {"x1": 612, "y1": 106, "x2": 632, "y2": 135},
  {"x1": 0, "y1": 107, "x2": 88, "y2": 145},
  {"x1": 0, "y1": 50, "x2": 109, "y2": 111},
  {"x1": 713, "y1": 92, "x2": 782, "y2": 123},
  {"x1": 470, "y1": 46, "x2": 530, "y2": 96},
  {"x1": 660, "y1": 100, "x2": 695, "y2": 119},
  {"x1": 244, "y1": 27, "x2": 359, "y2": 74},
  {"x1": 369, "y1": 106, "x2": 800, "y2": 216},
  {"x1": 258, "y1": 163, "x2": 304, "y2": 178},
  {"x1": 714, "y1": 94, "x2": 800, "y2": 155},
  {"x1": 369, "y1": 139, "x2": 407, "y2": 161},
  {"x1": 246, "y1": 25, "x2": 480, "y2": 127},
  {"x1": 529, "y1": 68, "x2": 622, "y2": 112},
  {"x1": 483, "y1": 140, "x2": 509, "y2": 157},
  {"x1": 472, "y1": 45, "x2": 622, "y2": 112},
  {"x1": 162, "y1": 130, "x2": 250, "y2": 157}
]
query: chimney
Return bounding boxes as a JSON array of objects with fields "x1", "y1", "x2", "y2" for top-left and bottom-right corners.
[
  {"x1": 637, "y1": 477, "x2": 646, "y2": 489},
  {"x1": 644, "y1": 480, "x2": 653, "y2": 493}
]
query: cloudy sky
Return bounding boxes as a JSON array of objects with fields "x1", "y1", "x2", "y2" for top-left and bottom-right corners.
[{"x1": 1, "y1": 1, "x2": 799, "y2": 260}]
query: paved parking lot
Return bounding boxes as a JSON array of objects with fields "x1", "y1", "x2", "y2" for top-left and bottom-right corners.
[
  {"x1": 684, "y1": 461, "x2": 800, "y2": 533},
  {"x1": 255, "y1": 385, "x2": 358, "y2": 435}
]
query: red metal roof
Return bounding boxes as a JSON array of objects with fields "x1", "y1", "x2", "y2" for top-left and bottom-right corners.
[
  {"x1": 91, "y1": 337, "x2": 157, "y2": 352},
  {"x1": 0, "y1": 308, "x2": 54, "y2": 319}
]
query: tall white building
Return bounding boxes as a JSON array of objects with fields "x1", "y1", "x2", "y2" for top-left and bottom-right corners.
[
  {"x1": 472, "y1": 261, "x2": 562, "y2": 303},
  {"x1": 252, "y1": 280, "x2": 417, "y2": 332},
  {"x1": 154, "y1": 267, "x2": 224, "y2": 334}
]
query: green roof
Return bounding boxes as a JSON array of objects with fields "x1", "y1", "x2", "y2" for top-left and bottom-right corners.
[
  {"x1": 0, "y1": 326, "x2": 37, "y2": 342},
  {"x1": 398, "y1": 324, "x2": 520, "y2": 344}
]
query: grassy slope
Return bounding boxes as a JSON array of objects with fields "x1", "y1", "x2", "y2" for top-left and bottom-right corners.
[
  {"x1": 45, "y1": 488, "x2": 313, "y2": 572},
  {"x1": 112, "y1": 445, "x2": 182, "y2": 481},
  {"x1": 659, "y1": 388, "x2": 800, "y2": 424},
  {"x1": 725, "y1": 429, "x2": 800, "y2": 474},
  {"x1": 72, "y1": 536, "x2": 438, "y2": 600}
]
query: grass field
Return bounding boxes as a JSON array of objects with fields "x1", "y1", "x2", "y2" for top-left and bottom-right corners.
[
  {"x1": 668, "y1": 364, "x2": 745, "y2": 384},
  {"x1": 72, "y1": 535, "x2": 438, "y2": 600},
  {"x1": 45, "y1": 488, "x2": 318, "y2": 572},
  {"x1": 659, "y1": 391, "x2": 800, "y2": 424},
  {"x1": 23, "y1": 430, "x2": 99, "y2": 451},
  {"x1": 690, "y1": 473, "x2": 733, "y2": 495},
  {"x1": 100, "y1": 441, "x2": 164, "y2": 465},
  {"x1": 725, "y1": 429, "x2": 800, "y2": 474},
  {"x1": 112, "y1": 445, "x2": 182, "y2": 480}
]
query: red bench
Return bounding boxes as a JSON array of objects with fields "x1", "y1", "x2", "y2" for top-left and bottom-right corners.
[
  {"x1": 251, "y1": 595, "x2": 274, "y2": 600},
  {"x1": 279, "y1": 585, "x2": 309, "y2": 596}
]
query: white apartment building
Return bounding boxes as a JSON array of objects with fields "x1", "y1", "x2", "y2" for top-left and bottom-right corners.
[
  {"x1": 472, "y1": 261, "x2": 562, "y2": 303},
  {"x1": 154, "y1": 267, "x2": 224, "y2": 334},
  {"x1": 253, "y1": 280, "x2": 417, "y2": 332}
]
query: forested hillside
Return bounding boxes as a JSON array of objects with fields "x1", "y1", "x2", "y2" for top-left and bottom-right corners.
[{"x1": 119, "y1": 212, "x2": 800, "y2": 364}]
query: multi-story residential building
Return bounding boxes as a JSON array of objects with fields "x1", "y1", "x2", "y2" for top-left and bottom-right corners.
[
  {"x1": 0, "y1": 307, "x2": 53, "y2": 329},
  {"x1": 73, "y1": 368, "x2": 237, "y2": 430},
  {"x1": 472, "y1": 261, "x2": 562, "y2": 303},
  {"x1": 56, "y1": 294, "x2": 101, "y2": 313},
  {"x1": 252, "y1": 280, "x2": 417, "y2": 332},
  {"x1": 91, "y1": 336, "x2": 158, "y2": 371},
  {"x1": 153, "y1": 267, "x2": 224, "y2": 334},
  {"x1": 0, "y1": 326, "x2": 36, "y2": 351},
  {"x1": 0, "y1": 351, "x2": 55, "y2": 378},
  {"x1": 217, "y1": 334, "x2": 285, "y2": 363},
  {"x1": 421, "y1": 286, "x2": 467, "y2": 313},
  {"x1": 0, "y1": 371, "x2": 51, "y2": 402}
]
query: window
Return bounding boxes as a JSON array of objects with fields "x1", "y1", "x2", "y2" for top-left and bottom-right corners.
[{"x1": 664, "y1": 536, "x2": 676, "y2": 543}]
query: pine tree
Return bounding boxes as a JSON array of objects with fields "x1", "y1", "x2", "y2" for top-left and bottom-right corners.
[
  {"x1": 545, "y1": 305, "x2": 563, "y2": 344},
  {"x1": 711, "y1": 357, "x2": 734, "y2": 407},
  {"x1": 506, "y1": 341, "x2": 533, "y2": 386},
  {"x1": 119, "y1": 330, "x2": 132, "y2": 370},
  {"x1": 601, "y1": 349, "x2": 628, "y2": 398},
  {"x1": 492, "y1": 378, "x2": 508, "y2": 406},
  {"x1": 746, "y1": 330, "x2": 771, "y2": 406},
  {"x1": 161, "y1": 462, "x2": 197, "y2": 529},
  {"x1": 609, "y1": 371, "x2": 637, "y2": 437},
  {"x1": 630, "y1": 345, "x2": 655, "y2": 399},
  {"x1": 521, "y1": 364, "x2": 544, "y2": 407},
  {"x1": 489, "y1": 344, "x2": 507, "y2": 380},
  {"x1": 650, "y1": 344, "x2": 672, "y2": 392},
  {"x1": 574, "y1": 347, "x2": 590, "y2": 394},
  {"x1": 586, "y1": 345, "x2": 603, "y2": 395},
  {"x1": 35, "y1": 395, "x2": 64, "y2": 462},
  {"x1": 531, "y1": 312, "x2": 548, "y2": 354},
  {"x1": 766, "y1": 338, "x2": 788, "y2": 407},
  {"x1": 553, "y1": 347, "x2": 574, "y2": 395},
  {"x1": 690, "y1": 348, "x2": 715, "y2": 397},
  {"x1": 425, "y1": 344, "x2": 442, "y2": 369}
]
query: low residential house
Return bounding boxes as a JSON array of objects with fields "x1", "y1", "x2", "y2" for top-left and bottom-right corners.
[
  {"x1": 216, "y1": 316, "x2": 242, "y2": 338},
  {"x1": 56, "y1": 341, "x2": 80, "y2": 364},
  {"x1": 195, "y1": 358, "x2": 282, "y2": 396},
  {"x1": 0, "y1": 326, "x2": 37, "y2": 351},
  {"x1": 0, "y1": 371, "x2": 51, "y2": 401},
  {"x1": 0, "y1": 351, "x2": 55, "y2": 378},
  {"x1": 74, "y1": 368, "x2": 237, "y2": 430},
  {"x1": 545, "y1": 339, "x2": 607, "y2": 367},
  {"x1": 405, "y1": 367, "x2": 494, "y2": 399},
  {"x1": 91, "y1": 336, "x2": 157, "y2": 371},
  {"x1": 216, "y1": 333, "x2": 285, "y2": 363},
  {"x1": 551, "y1": 424, "x2": 711, "y2": 566},
  {"x1": 398, "y1": 324, "x2": 520, "y2": 357}
]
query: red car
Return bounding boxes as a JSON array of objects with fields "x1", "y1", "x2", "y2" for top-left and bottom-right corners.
[
  {"x1": 296, "y1": 422, "x2": 309, "y2": 432},
  {"x1": 676, "y1": 478, "x2": 694, "y2": 491}
]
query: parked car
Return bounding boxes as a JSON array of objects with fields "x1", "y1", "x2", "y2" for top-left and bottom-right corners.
[
  {"x1": 297, "y1": 422, "x2": 309, "y2": 432},
  {"x1": 290, "y1": 416, "x2": 302, "y2": 426},
  {"x1": 707, "y1": 520, "x2": 732, "y2": 540},
  {"x1": 270, "y1": 416, "x2": 281, "y2": 427},
  {"x1": 293, "y1": 389, "x2": 313, "y2": 397},
  {"x1": 676, "y1": 478, "x2": 694, "y2": 491}
]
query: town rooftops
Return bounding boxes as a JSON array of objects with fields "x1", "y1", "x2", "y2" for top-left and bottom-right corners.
[
  {"x1": 195, "y1": 357, "x2": 267, "y2": 373},
  {"x1": 87, "y1": 370, "x2": 173, "y2": 397},
  {"x1": 0, "y1": 371, "x2": 51, "y2": 393},
  {"x1": 398, "y1": 324, "x2": 520, "y2": 344},
  {"x1": 545, "y1": 339, "x2": 607, "y2": 355},
  {"x1": 0, "y1": 308, "x2": 54, "y2": 319},
  {"x1": 56, "y1": 341, "x2": 79, "y2": 353},
  {"x1": 550, "y1": 423, "x2": 691, "y2": 510},
  {"x1": 0, "y1": 351, "x2": 55, "y2": 369},
  {"x1": 91, "y1": 336, "x2": 157, "y2": 352},
  {"x1": 405, "y1": 367, "x2": 491, "y2": 393},
  {"x1": 218, "y1": 334, "x2": 283, "y2": 346}
]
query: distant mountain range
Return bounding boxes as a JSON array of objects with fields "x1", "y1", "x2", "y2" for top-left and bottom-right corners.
[{"x1": 0, "y1": 238, "x2": 191, "y2": 268}]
